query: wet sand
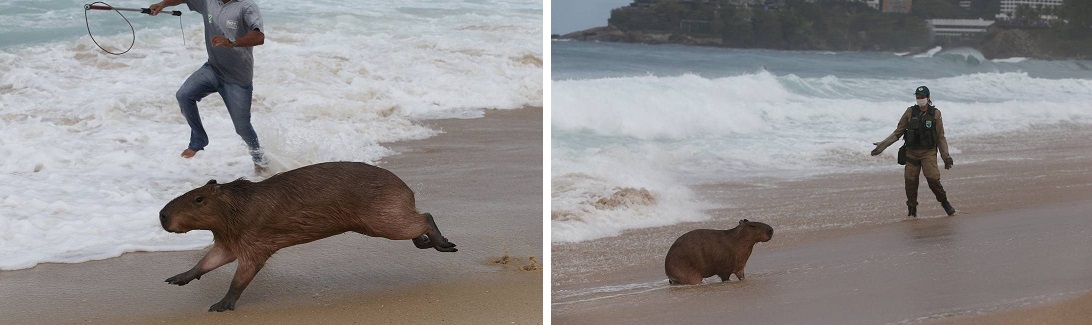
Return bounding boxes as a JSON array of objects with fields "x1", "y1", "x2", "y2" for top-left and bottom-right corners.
[
  {"x1": 0, "y1": 107, "x2": 543, "y2": 324},
  {"x1": 553, "y1": 125, "x2": 1092, "y2": 324},
  {"x1": 943, "y1": 292, "x2": 1092, "y2": 325}
]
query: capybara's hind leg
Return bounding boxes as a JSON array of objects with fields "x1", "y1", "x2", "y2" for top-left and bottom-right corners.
[
  {"x1": 412, "y1": 234, "x2": 432, "y2": 249},
  {"x1": 421, "y1": 213, "x2": 457, "y2": 252},
  {"x1": 410, "y1": 213, "x2": 434, "y2": 249}
]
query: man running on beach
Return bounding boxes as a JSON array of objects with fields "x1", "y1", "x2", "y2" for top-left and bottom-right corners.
[
  {"x1": 870, "y1": 86, "x2": 957, "y2": 217},
  {"x1": 150, "y1": 0, "x2": 267, "y2": 174}
]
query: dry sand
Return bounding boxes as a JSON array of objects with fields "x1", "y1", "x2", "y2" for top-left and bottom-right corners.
[
  {"x1": 0, "y1": 107, "x2": 543, "y2": 324},
  {"x1": 552, "y1": 125, "x2": 1092, "y2": 324}
]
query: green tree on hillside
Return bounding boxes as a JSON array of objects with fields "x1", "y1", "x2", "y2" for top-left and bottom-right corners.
[
  {"x1": 717, "y1": 6, "x2": 754, "y2": 47},
  {"x1": 1061, "y1": 0, "x2": 1092, "y2": 28},
  {"x1": 751, "y1": 9, "x2": 786, "y2": 48},
  {"x1": 780, "y1": 5, "x2": 819, "y2": 50},
  {"x1": 653, "y1": 0, "x2": 689, "y2": 30},
  {"x1": 971, "y1": 0, "x2": 1002, "y2": 19}
]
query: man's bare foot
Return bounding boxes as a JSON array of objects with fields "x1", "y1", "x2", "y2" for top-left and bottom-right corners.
[{"x1": 181, "y1": 148, "x2": 197, "y2": 159}]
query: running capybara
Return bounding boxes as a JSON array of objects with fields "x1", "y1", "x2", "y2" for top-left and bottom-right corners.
[
  {"x1": 664, "y1": 219, "x2": 773, "y2": 285},
  {"x1": 158, "y1": 161, "x2": 457, "y2": 312}
]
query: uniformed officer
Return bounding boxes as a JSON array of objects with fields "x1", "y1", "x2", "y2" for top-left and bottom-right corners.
[{"x1": 871, "y1": 86, "x2": 956, "y2": 217}]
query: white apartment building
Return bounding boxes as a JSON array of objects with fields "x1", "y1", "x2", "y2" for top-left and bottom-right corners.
[
  {"x1": 865, "y1": 0, "x2": 881, "y2": 10},
  {"x1": 997, "y1": 0, "x2": 1064, "y2": 19},
  {"x1": 839, "y1": 0, "x2": 881, "y2": 10},
  {"x1": 927, "y1": 18, "x2": 995, "y2": 38}
]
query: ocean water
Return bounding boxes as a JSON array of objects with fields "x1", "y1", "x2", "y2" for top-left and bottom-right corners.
[
  {"x1": 0, "y1": 0, "x2": 541, "y2": 270},
  {"x1": 552, "y1": 41, "x2": 1092, "y2": 243}
]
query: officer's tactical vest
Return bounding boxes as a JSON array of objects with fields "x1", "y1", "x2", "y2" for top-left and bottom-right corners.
[{"x1": 903, "y1": 106, "x2": 938, "y2": 150}]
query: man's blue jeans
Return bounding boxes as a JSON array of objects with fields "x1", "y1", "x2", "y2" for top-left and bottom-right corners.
[{"x1": 175, "y1": 63, "x2": 264, "y2": 164}]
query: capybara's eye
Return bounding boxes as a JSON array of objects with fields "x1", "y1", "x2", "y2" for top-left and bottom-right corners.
[{"x1": 195, "y1": 196, "x2": 204, "y2": 204}]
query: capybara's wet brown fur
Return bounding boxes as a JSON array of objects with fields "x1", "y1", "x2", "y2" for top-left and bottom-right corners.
[
  {"x1": 664, "y1": 219, "x2": 773, "y2": 285},
  {"x1": 158, "y1": 161, "x2": 457, "y2": 312}
]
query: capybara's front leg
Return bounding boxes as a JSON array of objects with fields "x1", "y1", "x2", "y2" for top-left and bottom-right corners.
[
  {"x1": 208, "y1": 259, "x2": 265, "y2": 312},
  {"x1": 166, "y1": 243, "x2": 236, "y2": 286},
  {"x1": 668, "y1": 271, "x2": 702, "y2": 285}
]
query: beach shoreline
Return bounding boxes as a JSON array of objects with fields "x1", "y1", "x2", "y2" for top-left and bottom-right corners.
[
  {"x1": 0, "y1": 107, "x2": 543, "y2": 324},
  {"x1": 552, "y1": 125, "x2": 1092, "y2": 323}
]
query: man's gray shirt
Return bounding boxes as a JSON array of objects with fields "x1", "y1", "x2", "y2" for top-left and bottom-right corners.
[{"x1": 185, "y1": 0, "x2": 263, "y2": 85}]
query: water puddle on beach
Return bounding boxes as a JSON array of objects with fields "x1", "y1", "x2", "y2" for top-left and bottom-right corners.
[
  {"x1": 554, "y1": 272, "x2": 792, "y2": 307},
  {"x1": 552, "y1": 280, "x2": 669, "y2": 306}
]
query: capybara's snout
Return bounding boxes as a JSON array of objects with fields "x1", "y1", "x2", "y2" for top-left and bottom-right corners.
[
  {"x1": 159, "y1": 209, "x2": 187, "y2": 233},
  {"x1": 741, "y1": 219, "x2": 774, "y2": 242},
  {"x1": 159, "y1": 211, "x2": 179, "y2": 233},
  {"x1": 756, "y1": 223, "x2": 774, "y2": 242}
]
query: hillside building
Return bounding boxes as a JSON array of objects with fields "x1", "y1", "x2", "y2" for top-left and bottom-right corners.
[
  {"x1": 996, "y1": 0, "x2": 1064, "y2": 19},
  {"x1": 927, "y1": 18, "x2": 995, "y2": 39},
  {"x1": 882, "y1": 0, "x2": 912, "y2": 13}
]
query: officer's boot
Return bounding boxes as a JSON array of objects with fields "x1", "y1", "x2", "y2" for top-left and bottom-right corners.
[{"x1": 941, "y1": 201, "x2": 956, "y2": 216}]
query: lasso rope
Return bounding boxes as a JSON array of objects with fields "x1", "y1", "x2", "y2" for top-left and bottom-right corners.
[{"x1": 84, "y1": 2, "x2": 184, "y2": 55}]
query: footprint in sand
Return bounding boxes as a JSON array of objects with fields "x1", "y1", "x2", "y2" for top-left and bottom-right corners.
[{"x1": 488, "y1": 252, "x2": 541, "y2": 272}]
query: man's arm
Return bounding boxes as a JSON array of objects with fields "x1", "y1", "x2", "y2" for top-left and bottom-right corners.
[
  {"x1": 871, "y1": 108, "x2": 911, "y2": 156},
  {"x1": 211, "y1": 3, "x2": 265, "y2": 48},
  {"x1": 211, "y1": 30, "x2": 264, "y2": 48},
  {"x1": 149, "y1": 0, "x2": 186, "y2": 16}
]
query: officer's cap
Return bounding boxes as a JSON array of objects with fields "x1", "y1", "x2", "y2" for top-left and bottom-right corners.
[{"x1": 915, "y1": 86, "x2": 930, "y2": 97}]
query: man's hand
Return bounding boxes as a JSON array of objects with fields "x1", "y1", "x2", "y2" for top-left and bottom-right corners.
[
  {"x1": 149, "y1": 1, "x2": 166, "y2": 15},
  {"x1": 943, "y1": 157, "x2": 954, "y2": 170},
  {"x1": 870, "y1": 142, "x2": 883, "y2": 156},
  {"x1": 211, "y1": 35, "x2": 234, "y2": 48}
]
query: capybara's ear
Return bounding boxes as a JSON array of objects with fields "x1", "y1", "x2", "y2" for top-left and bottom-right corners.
[
  {"x1": 206, "y1": 179, "x2": 217, "y2": 185},
  {"x1": 739, "y1": 219, "x2": 747, "y2": 225}
]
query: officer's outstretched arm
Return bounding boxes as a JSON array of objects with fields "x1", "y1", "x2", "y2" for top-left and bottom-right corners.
[{"x1": 872, "y1": 108, "x2": 912, "y2": 156}]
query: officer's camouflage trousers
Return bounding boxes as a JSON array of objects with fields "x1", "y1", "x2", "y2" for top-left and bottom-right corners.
[{"x1": 904, "y1": 148, "x2": 948, "y2": 207}]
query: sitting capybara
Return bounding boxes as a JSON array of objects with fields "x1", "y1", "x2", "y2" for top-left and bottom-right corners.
[
  {"x1": 159, "y1": 161, "x2": 457, "y2": 312},
  {"x1": 664, "y1": 219, "x2": 773, "y2": 285}
]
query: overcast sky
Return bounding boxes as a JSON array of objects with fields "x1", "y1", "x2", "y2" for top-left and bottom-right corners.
[{"x1": 552, "y1": 0, "x2": 633, "y2": 35}]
